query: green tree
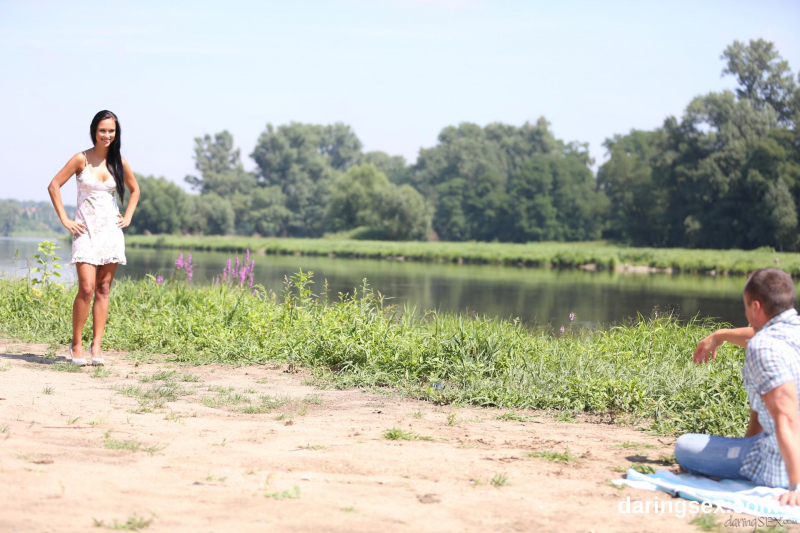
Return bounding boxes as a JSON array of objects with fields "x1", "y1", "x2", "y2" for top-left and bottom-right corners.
[
  {"x1": 762, "y1": 178, "x2": 798, "y2": 251},
  {"x1": 360, "y1": 151, "x2": 410, "y2": 185},
  {"x1": 412, "y1": 119, "x2": 605, "y2": 242},
  {"x1": 722, "y1": 39, "x2": 798, "y2": 125},
  {"x1": 0, "y1": 200, "x2": 19, "y2": 236},
  {"x1": 597, "y1": 131, "x2": 670, "y2": 245},
  {"x1": 185, "y1": 194, "x2": 234, "y2": 236},
  {"x1": 251, "y1": 122, "x2": 351, "y2": 237},
  {"x1": 249, "y1": 186, "x2": 291, "y2": 237},
  {"x1": 123, "y1": 175, "x2": 189, "y2": 235},
  {"x1": 325, "y1": 164, "x2": 391, "y2": 231},
  {"x1": 369, "y1": 184, "x2": 431, "y2": 241},
  {"x1": 185, "y1": 131, "x2": 257, "y2": 234}
]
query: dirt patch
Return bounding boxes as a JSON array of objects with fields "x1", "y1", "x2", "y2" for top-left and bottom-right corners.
[{"x1": 0, "y1": 341, "x2": 781, "y2": 532}]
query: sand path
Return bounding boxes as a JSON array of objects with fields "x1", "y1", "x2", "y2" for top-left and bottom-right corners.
[{"x1": 0, "y1": 339, "x2": 781, "y2": 532}]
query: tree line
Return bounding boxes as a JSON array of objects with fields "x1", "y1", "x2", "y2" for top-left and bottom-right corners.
[{"x1": 2, "y1": 40, "x2": 798, "y2": 250}]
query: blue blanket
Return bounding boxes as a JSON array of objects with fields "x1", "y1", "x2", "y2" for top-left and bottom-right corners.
[{"x1": 612, "y1": 468, "x2": 800, "y2": 521}]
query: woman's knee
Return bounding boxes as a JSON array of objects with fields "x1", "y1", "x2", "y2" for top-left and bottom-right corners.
[
  {"x1": 95, "y1": 283, "x2": 112, "y2": 298},
  {"x1": 77, "y1": 282, "x2": 95, "y2": 301}
]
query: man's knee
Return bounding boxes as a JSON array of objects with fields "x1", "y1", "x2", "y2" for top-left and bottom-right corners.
[{"x1": 674, "y1": 433, "x2": 703, "y2": 465}]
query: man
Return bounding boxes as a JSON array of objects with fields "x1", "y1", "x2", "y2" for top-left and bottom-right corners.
[{"x1": 676, "y1": 268, "x2": 800, "y2": 506}]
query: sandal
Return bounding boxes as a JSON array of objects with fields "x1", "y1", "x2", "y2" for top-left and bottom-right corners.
[
  {"x1": 69, "y1": 343, "x2": 87, "y2": 367},
  {"x1": 90, "y1": 343, "x2": 105, "y2": 366}
]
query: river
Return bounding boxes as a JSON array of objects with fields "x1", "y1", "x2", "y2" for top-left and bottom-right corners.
[{"x1": 0, "y1": 236, "x2": 761, "y2": 328}]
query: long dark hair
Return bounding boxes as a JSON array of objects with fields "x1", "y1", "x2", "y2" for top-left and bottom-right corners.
[{"x1": 90, "y1": 110, "x2": 125, "y2": 201}]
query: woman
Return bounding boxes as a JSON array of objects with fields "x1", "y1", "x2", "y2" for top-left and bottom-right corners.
[{"x1": 47, "y1": 110, "x2": 140, "y2": 366}]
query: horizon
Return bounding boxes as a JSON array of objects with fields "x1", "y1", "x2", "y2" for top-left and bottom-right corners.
[{"x1": 2, "y1": 0, "x2": 799, "y2": 203}]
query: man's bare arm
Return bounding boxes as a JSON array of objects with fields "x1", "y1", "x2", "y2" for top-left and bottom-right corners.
[
  {"x1": 763, "y1": 382, "x2": 800, "y2": 506},
  {"x1": 693, "y1": 327, "x2": 755, "y2": 364},
  {"x1": 745, "y1": 409, "x2": 763, "y2": 437}
]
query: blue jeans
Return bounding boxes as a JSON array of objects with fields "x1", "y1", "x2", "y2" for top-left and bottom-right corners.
[{"x1": 674, "y1": 433, "x2": 761, "y2": 480}]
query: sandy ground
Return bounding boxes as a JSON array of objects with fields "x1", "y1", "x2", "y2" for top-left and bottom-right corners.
[{"x1": 0, "y1": 339, "x2": 795, "y2": 533}]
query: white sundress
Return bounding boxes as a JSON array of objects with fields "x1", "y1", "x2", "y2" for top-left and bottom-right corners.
[{"x1": 69, "y1": 152, "x2": 127, "y2": 266}]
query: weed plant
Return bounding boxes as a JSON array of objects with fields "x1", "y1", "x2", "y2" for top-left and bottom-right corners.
[
  {"x1": 0, "y1": 271, "x2": 750, "y2": 436},
  {"x1": 529, "y1": 448, "x2": 578, "y2": 463}
]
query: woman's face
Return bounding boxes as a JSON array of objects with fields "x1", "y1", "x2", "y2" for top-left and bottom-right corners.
[{"x1": 95, "y1": 118, "x2": 116, "y2": 148}]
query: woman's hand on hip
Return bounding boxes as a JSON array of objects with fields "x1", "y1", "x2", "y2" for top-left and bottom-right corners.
[
  {"x1": 62, "y1": 218, "x2": 87, "y2": 237},
  {"x1": 117, "y1": 214, "x2": 131, "y2": 229}
]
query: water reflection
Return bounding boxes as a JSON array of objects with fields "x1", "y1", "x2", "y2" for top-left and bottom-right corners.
[{"x1": 0, "y1": 236, "x2": 763, "y2": 327}]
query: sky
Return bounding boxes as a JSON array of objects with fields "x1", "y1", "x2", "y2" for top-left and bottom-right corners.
[{"x1": 1, "y1": 0, "x2": 799, "y2": 203}]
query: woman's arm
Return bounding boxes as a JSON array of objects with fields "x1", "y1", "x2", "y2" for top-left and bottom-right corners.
[
  {"x1": 692, "y1": 327, "x2": 755, "y2": 364},
  {"x1": 47, "y1": 153, "x2": 87, "y2": 237},
  {"x1": 117, "y1": 158, "x2": 140, "y2": 229}
]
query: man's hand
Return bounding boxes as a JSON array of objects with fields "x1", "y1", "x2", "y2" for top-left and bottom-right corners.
[
  {"x1": 777, "y1": 489, "x2": 800, "y2": 506},
  {"x1": 693, "y1": 332, "x2": 722, "y2": 364}
]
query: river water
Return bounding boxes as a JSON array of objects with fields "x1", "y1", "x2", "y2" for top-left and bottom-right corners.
[{"x1": 0, "y1": 236, "x2": 761, "y2": 328}]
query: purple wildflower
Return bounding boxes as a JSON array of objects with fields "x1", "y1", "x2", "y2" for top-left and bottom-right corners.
[
  {"x1": 175, "y1": 253, "x2": 184, "y2": 269},
  {"x1": 569, "y1": 312, "x2": 575, "y2": 322},
  {"x1": 156, "y1": 275, "x2": 164, "y2": 284},
  {"x1": 185, "y1": 254, "x2": 194, "y2": 281},
  {"x1": 560, "y1": 325, "x2": 565, "y2": 334}
]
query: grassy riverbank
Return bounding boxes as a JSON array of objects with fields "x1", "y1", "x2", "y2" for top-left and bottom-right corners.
[
  {"x1": 125, "y1": 235, "x2": 800, "y2": 276},
  {"x1": 0, "y1": 274, "x2": 748, "y2": 437}
]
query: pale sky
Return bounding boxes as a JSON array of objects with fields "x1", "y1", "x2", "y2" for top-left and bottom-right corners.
[{"x1": 1, "y1": 0, "x2": 799, "y2": 203}]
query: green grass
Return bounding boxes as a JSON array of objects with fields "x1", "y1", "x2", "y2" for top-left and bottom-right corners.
[
  {"x1": 103, "y1": 438, "x2": 161, "y2": 454},
  {"x1": 0, "y1": 272, "x2": 753, "y2": 437},
  {"x1": 91, "y1": 366, "x2": 112, "y2": 379},
  {"x1": 113, "y1": 379, "x2": 191, "y2": 413},
  {"x1": 50, "y1": 362, "x2": 82, "y2": 372},
  {"x1": 92, "y1": 513, "x2": 152, "y2": 530},
  {"x1": 103, "y1": 432, "x2": 162, "y2": 455},
  {"x1": 302, "y1": 394, "x2": 323, "y2": 405},
  {"x1": 383, "y1": 428, "x2": 433, "y2": 441},
  {"x1": 495, "y1": 411, "x2": 529, "y2": 422},
  {"x1": 689, "y1": 514, "x2": 719, "y2": 532},
  {"x1": 629, "y1": 463, "x2": 657, "y2": 474},
  {"x1": 43, "y1": 386, "x2": 53, "y2": 395},
  {"x1": 490, "y1": 473, "x2": 509, "y2": 487},
  {"x1": 265, "y1": 486, "x2": 301, "y2": 500},
  {"x1": 528, "y1": 448, "x2": 578, "y2": 463},
  {"x1": 125, "y1": 235, "x2": 800, "y2": 276},
  {"x1": 611, "y1": 441, "x2": 658, "y2": 450},
  {"x1": 140, "y1": 370, "x2": 199, "y2": 383}
]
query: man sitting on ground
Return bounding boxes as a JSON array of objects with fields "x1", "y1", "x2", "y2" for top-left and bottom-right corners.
[{"x1": 677, "y1": 268, "x2": 800, "y2": 506}]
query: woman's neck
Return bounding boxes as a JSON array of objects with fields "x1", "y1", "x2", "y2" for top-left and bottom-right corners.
[{"x1": 93, "y1": 144, "x2": 109, "y2": 160}]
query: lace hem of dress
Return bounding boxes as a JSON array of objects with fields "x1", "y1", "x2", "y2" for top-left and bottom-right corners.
[{"x1": 70, "y1": 255, "x2": 127, "y2": 266}]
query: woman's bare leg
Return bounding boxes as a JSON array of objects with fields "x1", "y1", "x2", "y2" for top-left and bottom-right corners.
[
  {"x1": 72, "y1": 262, "x2": 97, "y2": 357},
  {"x1": 90, "y1": 263, "x2": 118, "y2": 358}
]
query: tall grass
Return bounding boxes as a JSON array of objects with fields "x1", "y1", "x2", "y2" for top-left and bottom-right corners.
[
  {"x1": 125, "y1": 235, "x2": 800, "y2": 276},
  {"x1": 0, "y1": 273, "x2": 748, "y2": 436}
]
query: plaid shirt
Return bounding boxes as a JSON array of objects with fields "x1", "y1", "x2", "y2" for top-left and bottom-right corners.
[{"x1": 740, "y1": 308, "x2": 800, "y2": 488}]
